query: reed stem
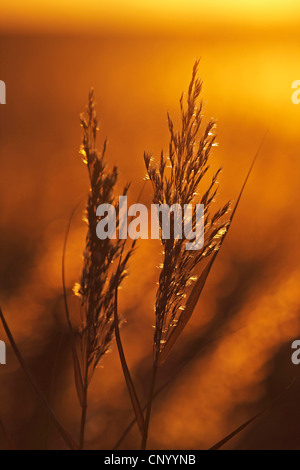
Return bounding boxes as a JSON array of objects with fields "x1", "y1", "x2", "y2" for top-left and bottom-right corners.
[
  {"x1": 141, "y1": 363, "x2": 158, "y2": 450},
  {"x1": 79, "y1": 386, "x2": 88, "y2": 450}
]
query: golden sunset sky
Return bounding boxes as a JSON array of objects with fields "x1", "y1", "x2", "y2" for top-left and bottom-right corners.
[{"x1": 1, "y1": 0, "x2": 300, "y2": 33}]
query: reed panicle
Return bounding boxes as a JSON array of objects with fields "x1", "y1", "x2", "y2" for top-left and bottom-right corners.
[
  {"x1": 144, "y1": 60, "x2": 230, "y2": 365},
  {"x1": 73, "y1": 90, "x2": 133, "y2": 448},
  {"x1": 76, "y1": 89, "x2": 131, "y2": 379},
  {"x1": 141, "y1": 60, "x2": 230, "y2": 449}
]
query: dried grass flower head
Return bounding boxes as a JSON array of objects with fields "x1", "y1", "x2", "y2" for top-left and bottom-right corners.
[
  {"x1": 76, "y1": 89, "x2": 132, "y2": 382},
  {"x1": 144, "y1": 60, "x2": 231, "y2": 364}
]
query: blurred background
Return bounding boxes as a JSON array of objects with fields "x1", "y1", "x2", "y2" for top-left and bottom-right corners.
[{"x1": 0, "y1": 0, "x2": 300, "y2": 450}]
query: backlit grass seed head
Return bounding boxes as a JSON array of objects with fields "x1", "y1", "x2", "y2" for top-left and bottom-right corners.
[
  {"x1": 144, "y1": 60, "x2": 231, "y2": 362},
  {"x1": 76, "y1": 89, "x2": 132, "y2": 381}
]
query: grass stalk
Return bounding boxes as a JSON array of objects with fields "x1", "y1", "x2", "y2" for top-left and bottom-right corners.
[
  {"x1": 79, "y1": 385, "x2": 88, "y2": 450},
  {"x1": 114, "y1": 277, "x2": 145, "y2": 436},
  {"x1": 141, "y1": 363, "x2": 158, "y2": 450}
]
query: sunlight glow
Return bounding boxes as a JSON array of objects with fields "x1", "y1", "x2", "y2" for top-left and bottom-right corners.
[{"x1": 1, "y1": 0, "x2": 300, "y2": 33}]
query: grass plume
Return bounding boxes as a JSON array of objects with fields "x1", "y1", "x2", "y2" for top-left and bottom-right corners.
[
  {"x1": 142, "y1": 59, "x2": 230, "y2": 449},
  {"x1": 72, "y1": 90, "x2": 133, "y2": 448},
  {"x1": 144, "y1": 60, "x2": 230, "y2": 365}
]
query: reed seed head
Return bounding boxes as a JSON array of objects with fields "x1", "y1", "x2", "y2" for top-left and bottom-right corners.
[
  {"x1": 145, "y1": 61, "x2": 231, "y2": 362},
  {"x1": 76, "y1": 89, "x2": 132, "y2": 381}
]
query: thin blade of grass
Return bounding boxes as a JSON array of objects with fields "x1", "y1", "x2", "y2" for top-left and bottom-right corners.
[
  {"x1": 209, "y1": 410, "x2": 265, "y2": 450},
  {"x1": 209, "y1": 374, "x2": 297, "y2": 450},
  {"x1": 45, "y1": 331, "x2": 65, "y2": 449},
  {"x1": 114, "y1": 280, "x2": 145, "y2": 436},
  {"x1": 112, "y1": 181, "x2": 147, "y2": 435},
  {"x1": 158, "y1": 133, "x2": 268, "y2": 366},
  {"x1": 62, "y1": 200, "x2": 85, "y2": 408},
  {"x1": 0, "y1": 307, "x2": 78, "y2": 450},
  {"x1": 0, "y1": 417, "x2": 16, "y2": 449},
  {"x1": 72, "y1": 350, "x2": 85, "y2": 409}
]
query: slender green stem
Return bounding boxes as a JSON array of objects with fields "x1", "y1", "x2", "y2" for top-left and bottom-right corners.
[{"x1": 141, "y1": 363, "x2": 158, "y2": 450}]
